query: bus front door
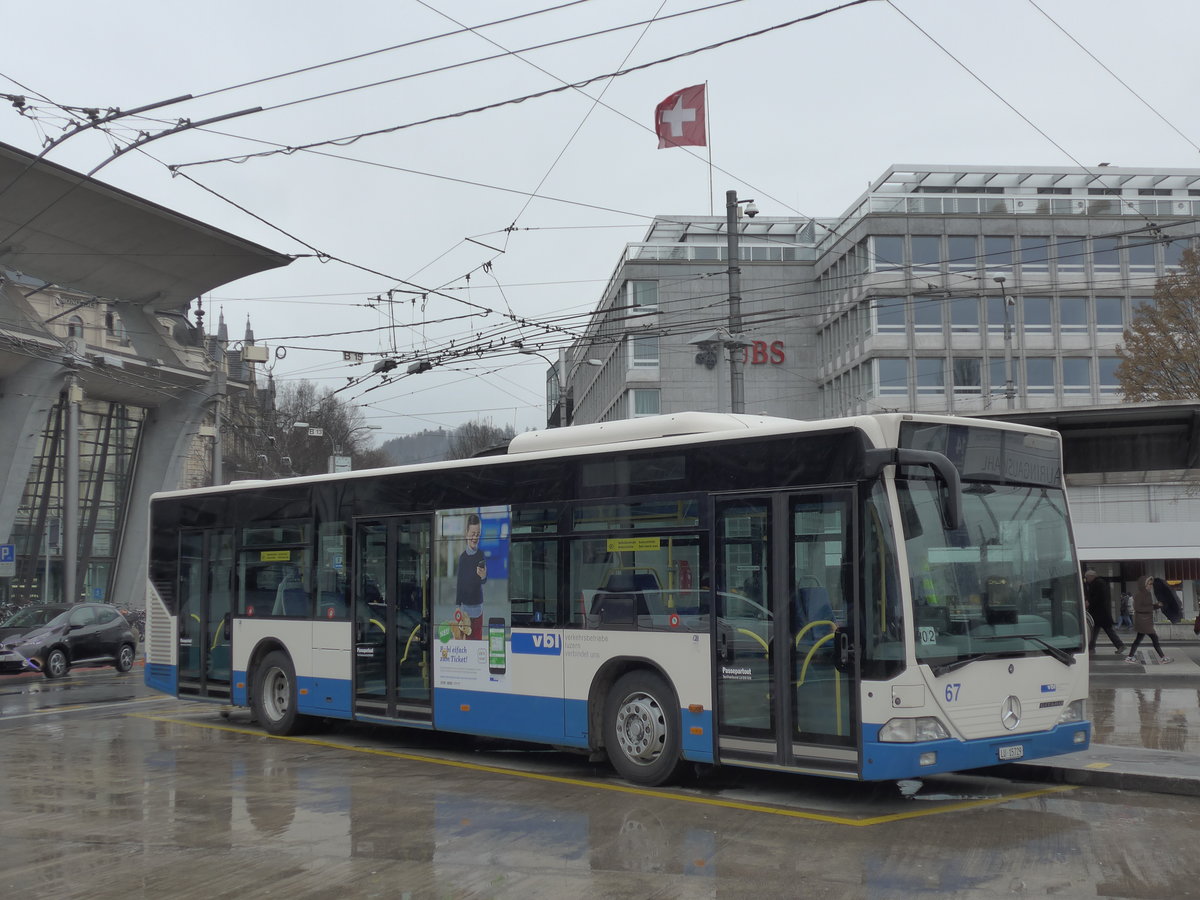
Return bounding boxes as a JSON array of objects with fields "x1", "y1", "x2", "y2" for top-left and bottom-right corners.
[
  {"x1": 715, "y1": 492, "x2": 858, "y2": 776},
  {"x1": 354, "y1": 517, "x2": 432, "y2": 722},
  {"x1": 176, "y1": 529, "x2": 234, "y2": 700}
]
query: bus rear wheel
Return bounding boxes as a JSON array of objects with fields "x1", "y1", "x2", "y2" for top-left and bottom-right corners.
[
  {"x1": 604, "y1": 670, "x2": 684, "y2": 786},
  {"x1": 252, "y1": 651, "x2": 303, "y2": 735}
]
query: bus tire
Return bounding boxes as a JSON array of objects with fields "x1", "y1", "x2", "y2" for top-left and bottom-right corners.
[
  {"x1": 252, "y1": 651, "x2": 303, "y2": 736},
  {"x1": 603, "y1": 670, "x2": 684, "y2": 786}
]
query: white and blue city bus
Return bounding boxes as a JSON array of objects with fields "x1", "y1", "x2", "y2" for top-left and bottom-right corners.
[{"x1": 144, "y1": 412, "x2": 1090, "y2": 785}]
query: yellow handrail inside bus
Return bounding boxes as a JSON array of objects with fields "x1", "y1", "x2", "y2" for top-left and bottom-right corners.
[
  {"x1": 795, "y1": 631, "x2": 843, "y2": 736},
  {"x1": 734, "y1": 627, "x2": 768, "y2": 653},
  {"x1": 399, "y1": 625, "x2": 422, "y2": 664},
  {"x1": 794, "y1": 619, "x2": 836, "y2": 648}
]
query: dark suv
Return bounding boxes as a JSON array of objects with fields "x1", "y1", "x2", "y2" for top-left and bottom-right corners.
[{"x1": 0, "y1": 603, "x2": 138, "y2": 678}]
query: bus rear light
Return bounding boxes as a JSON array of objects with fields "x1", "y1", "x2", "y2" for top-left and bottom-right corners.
[
  {"x1": 878, "y1": 716, "x2": 950, "y2": 743},
  {"x1": 688, "y1": 704, "x2": 704, "y2": 713}
]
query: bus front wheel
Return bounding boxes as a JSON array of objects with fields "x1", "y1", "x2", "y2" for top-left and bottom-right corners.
[
  {"x1": 603, "y1": 670, "x2": 684, "y2": 786},
  {"x1": 252, "y1": 651, "x2": 302, "y2": 735}
]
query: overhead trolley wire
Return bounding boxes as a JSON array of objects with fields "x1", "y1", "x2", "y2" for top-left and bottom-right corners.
[
  {"x1": 1025, "y1": 0, "x2": 1200, "y2": 155},
  {"x1": 170, "y1": 0, "x2": 878, "y2": 171}
]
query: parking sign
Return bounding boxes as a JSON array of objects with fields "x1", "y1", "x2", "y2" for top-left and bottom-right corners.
[{"x1": 0, "y1": 543, "x2": 14, "y2": 578}]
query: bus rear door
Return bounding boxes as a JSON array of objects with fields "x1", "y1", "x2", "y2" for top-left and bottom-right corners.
[{"x1": 176, "y1": 529, "x2": 234, "y2": 700}]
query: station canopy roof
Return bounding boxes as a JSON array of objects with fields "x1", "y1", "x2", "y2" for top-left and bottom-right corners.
[{"x1": 0, "y1": 140, "x2": 291, "y2": 311}]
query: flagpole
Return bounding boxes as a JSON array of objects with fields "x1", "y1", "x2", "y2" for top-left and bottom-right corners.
[{"x1": 705, "y1": 81, "x2": 713, "y2": 216}]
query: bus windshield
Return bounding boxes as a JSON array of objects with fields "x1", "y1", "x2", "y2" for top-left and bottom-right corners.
[{"x1": 898, "y1": 478, "x2": 1084, "y2": 669}]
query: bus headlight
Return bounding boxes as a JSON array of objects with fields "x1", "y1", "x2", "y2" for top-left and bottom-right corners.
[
  {"x1": 1057, "y1": 699, "x2": 1085, "y2": 724},
  {"x1": 878, "y1": 716, "x2": 951, "y2": 743}
]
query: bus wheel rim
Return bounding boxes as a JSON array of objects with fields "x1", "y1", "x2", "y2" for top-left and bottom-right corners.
[
  {"x1": 265, "y1": 668, "x2": 289, "y2": 720},
  {"x1": 615, "y1": 692, "x2": 666, "y2": 764}
]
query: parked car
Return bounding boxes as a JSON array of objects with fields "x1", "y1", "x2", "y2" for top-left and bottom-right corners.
[
  {"x1": 0, "y1": 603, "x2": 72, "y2": 643},
  {"x1": 0, "y1": 603, "x2": 137, "y2": 678}
]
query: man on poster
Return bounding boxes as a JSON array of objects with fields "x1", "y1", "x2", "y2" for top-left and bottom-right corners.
[{"x1": 455, "y1": 513, "x2": 487, "y2": 640}]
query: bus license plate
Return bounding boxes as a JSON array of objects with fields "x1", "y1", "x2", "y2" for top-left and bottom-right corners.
[{"x1": 998, "y1": 744, "x2": 1024, "y2": 761}]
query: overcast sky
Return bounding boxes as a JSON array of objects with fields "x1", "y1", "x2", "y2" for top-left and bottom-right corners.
[{"x1": 4, "y1": 0, "x2": 1200, "y2": 439}]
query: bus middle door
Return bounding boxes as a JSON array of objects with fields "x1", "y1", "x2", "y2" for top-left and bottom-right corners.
[{"x1": 354, "y1": 517, "x2": 432, "y2": 722}]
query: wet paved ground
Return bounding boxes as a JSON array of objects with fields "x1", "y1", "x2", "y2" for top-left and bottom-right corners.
[
  {"x1": 1002, "y1": 638, "x2": 1200, "y2": 795},
  {"x1": 3, "y1": 684, "x2": 1200, "y2": 899},
  {"x1": 0, "y1": 641, "x2": 1198, "y2": 898},
  {"x1": 1091, "y1": 681, "x2": 1200, "y2": 753}
]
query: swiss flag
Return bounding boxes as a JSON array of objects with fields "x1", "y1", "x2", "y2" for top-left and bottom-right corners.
[{"x1": 655, "y1": 84, "x2": 706, "y2": 149}]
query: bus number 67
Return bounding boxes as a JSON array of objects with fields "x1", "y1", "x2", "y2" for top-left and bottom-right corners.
[{"x1": 945, "y1": 683, "x2": 961, "y2": 702}]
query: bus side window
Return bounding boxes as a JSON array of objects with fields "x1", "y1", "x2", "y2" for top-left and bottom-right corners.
[{"x1": 509, "y1": 538, "x2": 559, "y2": 627}]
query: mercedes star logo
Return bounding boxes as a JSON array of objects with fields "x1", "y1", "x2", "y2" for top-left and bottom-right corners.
[{"x1": 1001, "y1": 695, "x2": 1022, "y2": 731}]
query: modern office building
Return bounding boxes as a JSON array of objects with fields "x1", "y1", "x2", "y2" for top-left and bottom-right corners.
[{"x1": 560, "y1": 164, "x2": 1200, "y2": 612}]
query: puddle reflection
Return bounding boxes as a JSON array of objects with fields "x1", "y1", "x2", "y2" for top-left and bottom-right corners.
[{"x1": 1089, "y1": 685, "x2": 1200, "y2": 752}]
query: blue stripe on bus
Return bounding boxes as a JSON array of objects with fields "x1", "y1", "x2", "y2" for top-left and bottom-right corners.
[
  {"x1": 297, "y1": 675, "x2": 353, "y2": 716},
  {"x1": 435, "y1": 691, "x2": 714, "y2": 762},
  {"x1": 149, "y1": 663, "x2": 714, "y2": 764},
  {"x1": 435, "y1": 689, "x2": 577, "y2": 745},
  {"x1": 232, "y1": 673, "x2": 247, "y2": 707},
  {"x1": 859, "y1": 721, "x2": 1091, "y2": 780}
]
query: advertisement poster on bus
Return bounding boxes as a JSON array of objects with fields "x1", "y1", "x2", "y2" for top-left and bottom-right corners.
[{"x1": 433, "y1": 505, "x2": 511, "y2": 692}]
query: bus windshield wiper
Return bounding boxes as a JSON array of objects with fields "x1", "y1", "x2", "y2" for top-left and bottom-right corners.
[
  {"x1": 975, "y1": 633, "x2": 1076, "y2": 667},
  {"x1": 1017, "y1": 634, "x2": 1075, "y2": 666},
  {"x1": 930, "y1": 652, "x2": 1012, "y2": 677}
]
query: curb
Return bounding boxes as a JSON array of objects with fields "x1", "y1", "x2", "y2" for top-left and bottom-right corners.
[{"x1": 998, "y1": 744, "x2": 1200, "y2": 797}]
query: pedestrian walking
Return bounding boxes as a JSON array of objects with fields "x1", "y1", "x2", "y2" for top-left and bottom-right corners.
[
  {"x1": 1084, "y1": 569, "x2": 1126, "y2": 655},
  {"x1": 1117, "y1": 591, "x2": 1133, "y2": 630},
  {"x1": 1126, "y1": 574, "x2": 1172, "y2": 665}
]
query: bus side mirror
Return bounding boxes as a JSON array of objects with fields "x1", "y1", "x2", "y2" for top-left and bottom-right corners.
[{"x1": 863, "y1": 448, "x2": 963, "y2": 531}]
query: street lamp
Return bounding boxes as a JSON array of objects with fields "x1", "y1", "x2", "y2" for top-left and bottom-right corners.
[
  {"x1": 520, "y1": 349, "x2": 602, "y2": 427},
  {"x1": 725, "y1": 189, "x2": 757, "y2": 414},
  {"x1": 993, "y1": 276, "x2": 1017, "y2": 409}
]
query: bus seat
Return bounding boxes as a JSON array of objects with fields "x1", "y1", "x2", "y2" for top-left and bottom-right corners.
[
  {"x1": 794, "y1": 586, "x2": 834, "y2": 646},
  {"x1": 591, "y1": 593, "x2": 647, "y2": 625},
  {"x1": 794, "y1": 586, "x2": 833, "y2": 625},
  {"x1": 601, "y1": 573, "x2": 658, "y2": 593},
  {"x1": 280, "y1": 588, "x2": 310, "y2": 617}
]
